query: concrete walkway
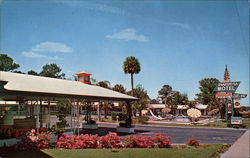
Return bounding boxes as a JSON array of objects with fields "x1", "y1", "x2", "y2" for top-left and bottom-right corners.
[{"x1": 221, "y1": 130, "x2": 249, "y2": 158}]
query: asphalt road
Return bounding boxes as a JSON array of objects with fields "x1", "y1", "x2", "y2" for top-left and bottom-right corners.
[{"x1": 98, "y1": 123, "x2": 246, "y2": 144}]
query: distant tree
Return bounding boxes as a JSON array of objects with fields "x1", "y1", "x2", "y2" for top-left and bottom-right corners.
[
  {"x1": 0, "y1": 54, "x2": 20, "y2": 71},
  {"x1": 195, "y1": 78, "x2": 219, "y2": 105},
  {"x1": 28, "y1": 70, "x2": 39, "y2": 76},
  {"x1": 40, "y1": 63, "x2": 65, "y2": 79},
  {"x1": 128, "y1": 84, "x2": 150, "y2": 116},
  {"x1": 96, "y1": 80, "x2": 111, "y2": 119},
  {"x1": 90, "y1": 77, "x2": 97, "y2": 84},
  {"x1": 112, "y1": 84, "x2": 126, "y2": 94},
  {"x1": 150, "y1": 99, "x2": 159, "y2": 104},
  {"x1": 158, "y1": 85, "x2": 173, "y2": 106},
  {"x1": 96, "y1": 80, "x2": 110, "y2": 89},
  {"x1": 123, "y1": 56, "x2": 141, "y2": 90},
  {"x1": 13, "y1": 70, "x2": 25, "y2": 74},
  {"x1": 167, "y1": 91, "x2": 188, "y2": 115}
]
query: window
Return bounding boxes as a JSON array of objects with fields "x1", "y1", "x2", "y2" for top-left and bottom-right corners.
[
  {"x1": 78, "y1": 76, "x2": 83, "y2": 81},
  {"x1": 84, "y1": 75, "x2": 89, "y2": 82}
]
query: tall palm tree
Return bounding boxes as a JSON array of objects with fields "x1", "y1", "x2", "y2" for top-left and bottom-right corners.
[{"x1": 123, "y1": 56, "x2": 141, "y2": 91}]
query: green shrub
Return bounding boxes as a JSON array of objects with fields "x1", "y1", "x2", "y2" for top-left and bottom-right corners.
[
  {"x1": 111, "y1": 112, "x2": 127, "y2": 121},
  {"x1": 135, "y1": 116, "x2": 149, "y2": 124}
]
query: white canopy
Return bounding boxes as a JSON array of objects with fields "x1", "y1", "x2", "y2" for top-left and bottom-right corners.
[
  {"x1": 0, "y1": 71, "x2": 137, "y2": 102},
  {"x1": 195, "y1": 104, "x2": 208, "y2": 110}
]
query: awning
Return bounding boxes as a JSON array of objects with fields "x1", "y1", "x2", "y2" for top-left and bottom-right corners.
[{"x1": 0, "y1": 71, "x2": 137, "y2": 102}]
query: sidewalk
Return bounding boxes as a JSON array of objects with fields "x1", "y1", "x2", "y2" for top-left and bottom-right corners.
[{"x1": 221, "y1": 130, "x2": 249, "y2": 158}]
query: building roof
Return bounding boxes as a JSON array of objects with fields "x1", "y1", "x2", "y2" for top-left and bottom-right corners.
[
  {"x1": 0, "y1": 71, "x2": 137, "y2": 102},
  {"x1": 177, "y1": 105, "x2": 189, "y2": 109},
  {"x1": 75, "y1": 71, "x2": 91, "y2": 75},
  {"x1": 195, "y1": 104, "x2": 208, "y2": 109},
  {"x1": 148, "y1": 104, "x2": 166, "y2": 109}
]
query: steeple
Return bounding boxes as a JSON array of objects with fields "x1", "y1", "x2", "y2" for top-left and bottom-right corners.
[{"x1": 224, "y1": 64, "x2": 230, "y2": 82}]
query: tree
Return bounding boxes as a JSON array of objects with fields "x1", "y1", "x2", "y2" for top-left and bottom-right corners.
[
  {"x1": 27, "y1": 70, "x2": 39, "y2": 76},
  {"x1": 150, "y1": 99, "x2": 159, "y2": 104},
  {"x1": 0, "y1": 54, "x2": 20, "y2": 71},
  {"x1": 96, "y1": 80, "x2": 110, "y2": 89},
  {"x1": 128, "y1": 84, "x2": 150, "y2": 116},
  {"x1": 167, "y1": 91, "x2": 188, "y2": 115},
  {"x1": 112, "y1": 84, "x2": 126, "y2": 94},
  {"x1": 195, "y1": 78, "x2": 219, "y2": 105},
  {"x1": 96, "y1": 80, "x2": 111, "y2": 119},
  {"x1": 123, "y1": 56, "x2": 141, "y2": 90},
  {"x1": 158, "y1": 85, "x2": 173, "y2": 106},
  {"x1": 40, "y1": 63, "x2": 65, "y2": 79}
]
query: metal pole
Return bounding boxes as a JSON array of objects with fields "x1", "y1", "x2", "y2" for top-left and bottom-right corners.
[
  {"x1": 36, "y1": 99, "x2": 40, "y2": 128},
  {"x1": 225, "y1": 98, "x2": 228, "y2": 121},
  {"x1": 48, "y1": 98, "x2": 51, "y2": 129},
  {"x1": 231, "y1": 96, "x2": 234, "y2": 117}
]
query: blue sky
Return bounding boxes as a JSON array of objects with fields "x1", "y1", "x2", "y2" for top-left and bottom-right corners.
[{"x1": 1, "y1": 0, "x2": 249, "y2": 105}]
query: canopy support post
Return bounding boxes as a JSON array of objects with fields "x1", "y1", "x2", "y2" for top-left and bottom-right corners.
[{"x1": 126, "y1": 101, "x2": 132, "y2": 127}]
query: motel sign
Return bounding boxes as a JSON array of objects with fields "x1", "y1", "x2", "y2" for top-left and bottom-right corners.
[
  {"x1": 232, "y1": 93, "x2": 247, "y2": 99},
  {"x1": 214, "y1": 81, "x2": 240, "y2": 93}
]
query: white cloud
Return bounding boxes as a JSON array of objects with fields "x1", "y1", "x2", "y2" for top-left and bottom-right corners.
[
  {"x1": 49, "y1": 56, "x2": 64, "y2": 60},
  {"x1": 31, "y1": 41, "x2": 73, "y2": 53},
  {"x1": 21, "y1": 51, "x2": 64, "y2": 60},
  {"x1": 21, "y1": 51, "x2": 47, "y2": 58},
  {"x1": 105, "y1": 28, "x2": 149, "y2": 42},
  {"x1": 55, "y1": 1, "x2": 127, "y2": 16}
]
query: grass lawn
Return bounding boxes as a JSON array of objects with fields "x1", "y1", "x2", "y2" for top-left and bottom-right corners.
[{"x1": 41, "y1": 144, "x2": 229, "y2": 158}]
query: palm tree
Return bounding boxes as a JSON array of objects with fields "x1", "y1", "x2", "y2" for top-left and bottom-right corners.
[
  {"x1": 112, "y1": 84, "x2": 126, "y2": 94},
  {"x1": 123, "y1": 56, "x2": 141, "y2": 91}
]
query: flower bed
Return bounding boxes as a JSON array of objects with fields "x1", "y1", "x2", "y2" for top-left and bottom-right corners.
[
  {"x1": 14, "y1": 128, "x2": 52, "y2": 150},
  {"x1": 56, "y1": 132, "x2": 171, "y2": 149},
  {"x1": 0, "y1": 127, "x2": 46, "y2": 139}
]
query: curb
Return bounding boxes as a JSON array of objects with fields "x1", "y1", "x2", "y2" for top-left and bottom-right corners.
[{"x1": 97, "y1": 122, "x2": 247, "y2": 131}]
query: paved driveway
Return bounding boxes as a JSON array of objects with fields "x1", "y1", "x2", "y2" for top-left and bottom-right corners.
[{"x1": 98, "y1": 123, "x2": 246, "y2": 144}]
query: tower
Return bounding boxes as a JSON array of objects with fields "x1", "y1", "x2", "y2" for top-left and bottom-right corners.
[
  {"x1": 75, "y1": 72, "x2": 91, "y2": 84},
  {"x1": 224, "y1": 65, "x2": 230, "y2": 82}
]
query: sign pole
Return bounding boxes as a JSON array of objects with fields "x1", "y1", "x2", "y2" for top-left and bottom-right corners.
[
  {"x1": 225, "y1": 98, "x2": 228, "y2": 120},
  {"x1": 231, "y1": 96, "x2": 234, "y2": 117}
]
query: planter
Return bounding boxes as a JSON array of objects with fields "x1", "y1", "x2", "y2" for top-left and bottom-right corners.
[
  {"x1": 117, "y1": 126, "x2": 135, "y2": 133},
  {"x1": 82, "y1": 123, "x2": 98, "y2": 129},
  {"x1": 0, "y1": 138, "x2": 19, "y2": 147},
  {"x1": 14, "y1": 118, "x2": 36, "y2": 128}
]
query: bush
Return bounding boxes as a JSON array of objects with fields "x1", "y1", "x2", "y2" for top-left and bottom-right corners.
[
  {"x1": 15, "y1": 128, "x2": 52, "y2": 150},
  {"x1": 135, "y1": 116, "x2": 149, "y2": 124},
  {"x1": 57, "y1": 134, "x2": 99, "y2": 149},
  {"x1": 99, "y1": 132, "x2": 122, "y2": 148},
  {"x1": 186, "y1": 137, "x2": 200, "y2": 146},
  {"x1": 123, "y1": 133, "x2": 171, "y2": 148},
  {"x1": 56, "y1": 132, "x2": 172, "y2": 149},
  {"x1": 0, "y1": 128, "x2": 46, "y2": 139},
  {"x1": 88, "y1": 120, "x2": 96, "y2": 124},
  {"x1": 111, "y1": 112, "x2": 127, "y2": 121}
]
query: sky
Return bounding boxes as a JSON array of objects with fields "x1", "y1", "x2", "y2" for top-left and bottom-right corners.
[{"x1": 0, "y1": 0, "x2": 249, "y2": 105}]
